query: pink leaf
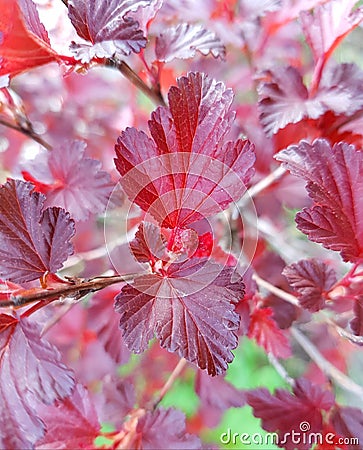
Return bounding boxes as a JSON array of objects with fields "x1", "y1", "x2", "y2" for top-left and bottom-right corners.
[
  {"x1": 36, "y1": 384, "x2": 100, "y2": 449},
  {"x1": 22, "y1": 141, "x2": 113, "y2": 221},
  {"x1": 0, "y1": 179, "x2": 75, "y2": 283},
  {"x1": 115, "y1": 72, "x2": 255, "y2": 228},
  {"x1": 155, "y1": 23, "x2": 225, "y2": 63},
  {"x1": 283, "y1": 259, "x2": 337, "y2": 312},
  {"x1": 275, "y1": 139, "x2": 363, "y2": 262},
  {"x1": 68, "y1": 0, "x2": 150, "y2": 63}
]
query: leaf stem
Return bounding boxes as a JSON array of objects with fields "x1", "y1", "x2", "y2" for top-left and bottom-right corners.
[
  {"x1": 152, "y1": 358, "x2": 188, "y2": 409},
  {"x1": 0, "y1": 118, "x2": 52, "y2": 150},
  {"x1": 291, "y1": 327, "x2": 363, "y2": 401}
]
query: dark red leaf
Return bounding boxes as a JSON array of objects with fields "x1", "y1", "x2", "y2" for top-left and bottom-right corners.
[
  {"x1": 275, "y1": 139, "x2": 363, "y2": 262},
  {"x1": 68, "y1": 0, "x2": 149, "y2": 63},
  {"x1": 0, "y1": 179, "x2": 75, "y2": 283},
  {"x1": 155, "y1": 23, "x2": 225, "y2": 63},
  {"x1": 247, "y1": 306, "x2": 291, "y2": 358},
  {"x1": 22, "y1": 141, "x2": 113, "y2": 221},
  {"x1": 331, "y1": 406, "x2": 363, "y2": 449},
  {"x1": 115, "y1": 253, "x2": 244, "y2": 375},
  {"x1": 283, "y1": 259, "x2": 337, "y2": 312},
  {"x1": 258, "y1": 64, "x2": 363, "y2": 135},
  {"x1": 36, "y1": 384, "x2": 100, "y2": 449},
  {"x1": 115, "y1": 72, "x2": 255, "y2": 228},
  {"x1": 130, "y1": 222, "x2": 168, "y2": 264},
  {"x1": 350, "y1": 296, "x2": 363, "y2": 336},
  {"x1": 195, "y1": 370, "x2": 245, "y2": 427},
  {"x1": 0, "y1": 0, "x2": 65, "y2": 78},
  {"x1": 246, "y1": 378, "x2": 335, "y2": 449},
  {"x1": 136, "y1": 408, "x2": 201, "y2": 449}
]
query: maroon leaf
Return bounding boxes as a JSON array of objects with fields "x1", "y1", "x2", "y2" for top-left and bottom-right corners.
[
  {"x1": 247, "y1": 307, "x2": 291, "y2": 358},
  {"x1": 115, "y1": 255, "x2": 243, "y2": 375},
  {"x1": 68, "y1": 0, "x2": 149, "y2": 63},
  {"x1": 130, "y1": 222, "x2": 168, "y2": 264},
  {"x1": 275, "y1": 139, "x2": 363, "y2": 262},
  {"x1": 246, "y1": 378, "x2": 335, "y2": 449},
  {"x1": 0, "y1": 179, "x2": 75, "y2": 283},
  {"x1": 195, "y1": 370, "x2": 245, "y2": 427},
  {"x1": 36, "y1": 384, "x2": 100, "y2": 449},
  {"x1": 331, "y1": 406, "x2": 363, "y2": 448},
  {"x1": 350, "y1": 296, "x2": 363, "y2": 336},
  {"x1": 258, "y1": 64, "x2": 363, "y2": 135},
  {"x1": 136, "y1": 408, "x2": 201, "y2": 449},
  {"x1": 155, "y1": 23, "x2": 225, "y2": 63},
  {"x1": 300, "y1": 1, "x2": 363, "y2": 63},
  {"x1": 22, "y1": 141, "x2": 113, "y2": 221},
  {"x1": 283, "y1": 259, "x2": 337, "y2": 312},
  {"x1": 115, "y1": 72, "x2": 255, "y2": 228}
]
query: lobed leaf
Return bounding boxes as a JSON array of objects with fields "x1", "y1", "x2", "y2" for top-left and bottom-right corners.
[
  {"x1": 155, "y1": 23, "x2": 225, "y2": 63},
  {"x1": 68, "y1": 0, "x2": 150, "y2": 62},
  {"x1": 283, "y1": 259, "x2": 337, "y2": 312},
  {"x1": 115, "y1": 72, "x2": 255, "y2": 228},
  {"x1": 275, "y1": 139, "x2": 363, "y2": 262},
  {"x1": 0, "y1": 179, "x2": 75, "y2": 283}
]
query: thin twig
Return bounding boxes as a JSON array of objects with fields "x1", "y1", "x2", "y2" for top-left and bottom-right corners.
[
  {"x1": 268, "y1": 353, "x2": 295, "y2": 386},
  {"x1": 0, "y1": 273, "x2": 139, "y2": 309},
  {"x1": 105, "y1": 58, "x2": 166, "y2": 107},
  {"x1": 291, "y1": 327, "x2": 363, "y2": 401},
  {"x1": 252, "y1": 273, "x2": 300, "y2": 306},
  {"x1": 152, "y1": 358, "x2": 188, "y2": 409},
  {"x1": 325, "y1": 318, "x2": 363, "y2": 346},
  {"x1": 0, "y1": 118, "x2": 52, "y2": 150}
]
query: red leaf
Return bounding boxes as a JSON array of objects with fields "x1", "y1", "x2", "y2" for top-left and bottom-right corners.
[
  {"x1": 0, "y1": 0, "x2": 64, "y2": 77},
  {"x1": 331, "y1": 406, "x2": 363, "y2": 448},
  {"x1": 68, "y1": 0, "x2": 149, "y2": 63},
  {"x1": 246, "y1": 378, "x2": 335, "y2": 449},
  {"x1": 0, "y1": 314, "x2": 75, "y2": 448},
  {"x1": 283, "y1": 259, "x2": 337, "y2": 312},
  {"x1": 258, "y1": 64, "x2": 363, "y2": 135},
  {"x1": 22, "y1": 141, "x2": 113, "y2": 221},
  {"x1": 115, "y1": 72, "x2": 255, "y2": 228},
  {"x1": 275, "y1": 139, "x2": 363, "y2": 262},
  {"x1": 136, "y1": 408, "x2": 201, "y2": 449},
  {"x1": 36, "y1": 384, "x2": 100, "y2": 449},
  {"x1": 0, "y1": 179, "x2": 75, "y2": 283},
  {"x1": 247, "y1": 306, "x2": 291, "y2": 358},
  {"x1": 300, "y1": 1, "x2": 363, "y2": 65},
  {"x1": 155, "y1": 23, "x2": 225, "y2": 63},
  {"x1": 115, "y1": 246, "x2": 244, "y2": 375}
]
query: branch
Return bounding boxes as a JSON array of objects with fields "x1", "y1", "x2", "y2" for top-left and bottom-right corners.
[
  {"x1": 268, "y1": 353, "x2": 295, "y2": 386},
  {"x1": 0, "y1": 273, "x2": 139, "y2": 309},
  {"x1": 105, "y1": 58, "x2": 166, "y2": 107},
  {"x1": 252, "y1": 273, "x2": 300, "y2": 306},
  {"x1": 291, "y1": 327, "x2": 363, "y2": 401},
  {"x1": 0, "y1": 118, "x2": 52, "y2": 150}
]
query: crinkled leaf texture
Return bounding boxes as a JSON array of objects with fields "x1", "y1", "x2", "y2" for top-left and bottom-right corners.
[
  {"x1": 115, "y1": 223, "x2": 244, "y2": 376},
  {"x1": 246, "y1": 378, "x2": 335, "y2": 450},
  {"x1": 22, "y1": 140, "x2": 113, "y2": 221},
  {"x1": 68, "y1": 0, "x2": 150, "y2": 63},
  {"x1": 36, "y1": 384, "x2": 100, "y2": 449},
  {"x1": 276, "y1": 139, "x2": 363, "y2": 263},
  {"x1": 0, "y1": 314, "x2": 75, "y2": 449},
  {"x1": 0, "y1": 179, "x2": 75, "y2": 283},
  {"x1": 136, "y1": 408, "x2": 201, "y2": 449},
  {"x1": 0, "y1": 0, "x2": 64, "y2": 77},
  {"x1": 258, "y1": 63, "x2": 363, "y2": 135},
  {"x1": 155, "y1": 23, "x2": 225, "y2": 63},
  {"x1": 283, "y1": 259, "x2": 337, "y2": 312},
  {"x1": 115, "y1": 72, "x2": 255, "y2": 229}
]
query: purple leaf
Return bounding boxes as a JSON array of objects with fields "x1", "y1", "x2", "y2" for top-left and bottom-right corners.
[
  {"x1": 36, "y1": 384, "x2": 100, "y2": 449},
  {"x1": 18, "y1": 0, "x2": 51, "y2": 43},
  {"x1": 23, "y1": 141, "x2": 113, "y2": 221},
  {"x1": 331, "y1": 406, "x2": 363, "y2": 447},
  {"x1": 115, "y1": 72, "x2": 255, "y2": 229},
  {"x1": 0, "y1": 179, "x2": 75, "y2": 283},
  {"x1": 155, "y1": 23, "x2": 225, "y2": 63},
  {"x1": 136, "y1": 408, "x2": 201, "y2": 449},
  {"x1": 275, "y1": 139, "x2": 363, "y2": 262},
  {"x1": 351, "y1": 296, "x2": 363, "y2": 336},
  {"x1": 115, "y1": 227, "x2": 244, "y2": 375},
  {"x1": 283, "y1": 259, "x2": 337, "y2": 312},
  {"x1": 68, "y1": 0, "x2": 150, "y2": 62}
]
